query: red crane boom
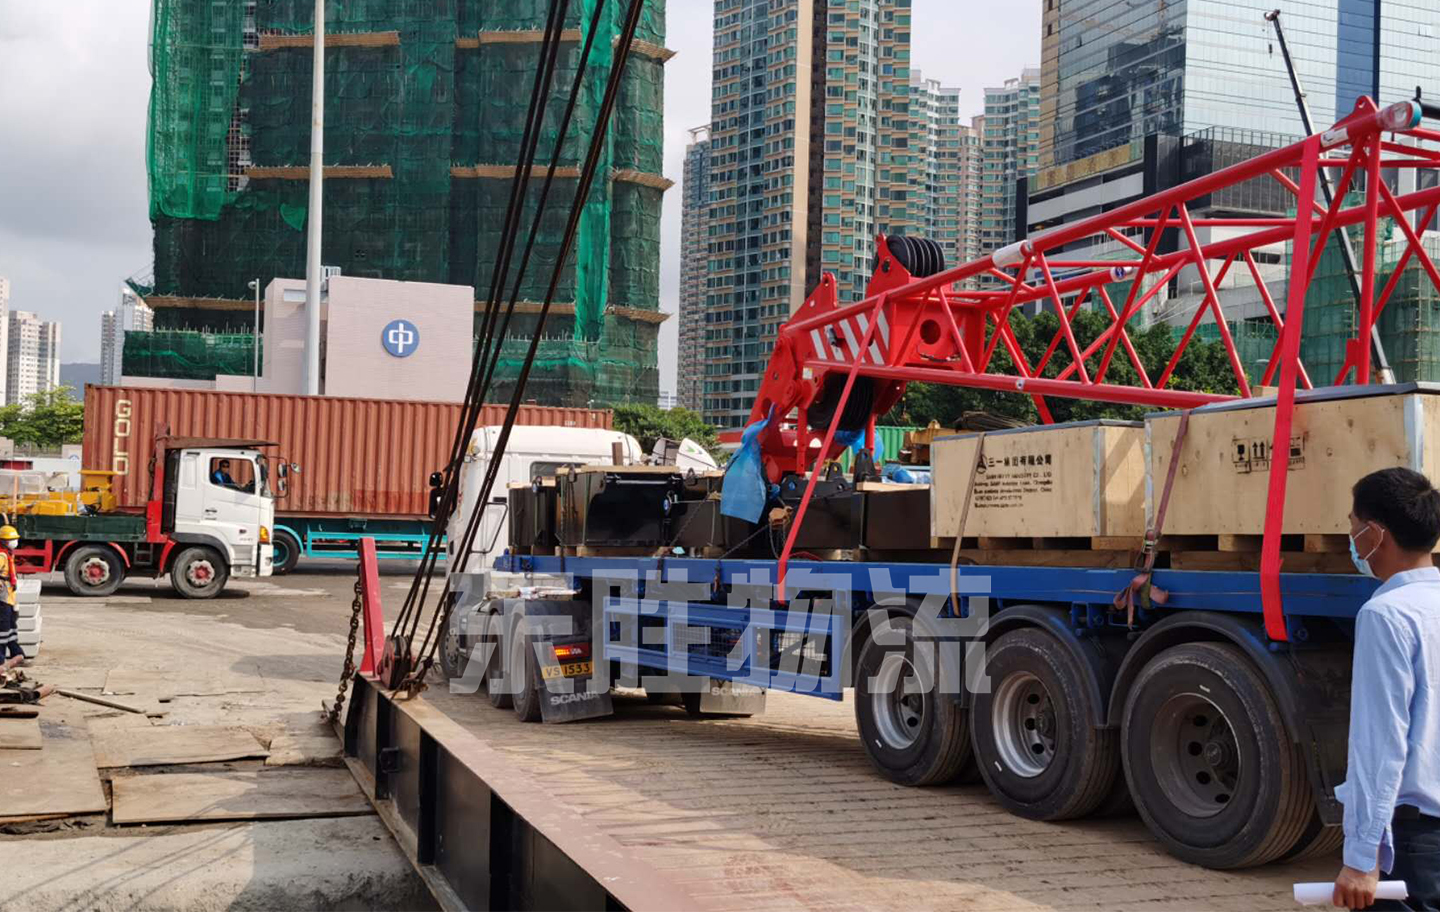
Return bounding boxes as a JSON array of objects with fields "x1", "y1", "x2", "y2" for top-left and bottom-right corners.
[{"x1": 747, "y1": 96, "x2": 1440, "y2": 638}]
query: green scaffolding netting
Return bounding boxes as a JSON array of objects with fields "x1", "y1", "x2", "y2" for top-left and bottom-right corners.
[
  {"x1": 146, "y1": 0, "x2": 666, "y2": 406},
  {"x1": 123, "y1": 330, "x2": 262, "y2": 380},
  {"x1": 1292, "y1": 212, "x2": 1440, "y2": 385}
]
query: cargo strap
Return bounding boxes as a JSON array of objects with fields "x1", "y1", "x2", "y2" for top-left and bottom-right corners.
[
  {"x1": 1114, "y1": 411, "x2": 1190, "y2": 626},
  {"x1": 949, "y1": 433, "x2": 985, "y2": 619}
]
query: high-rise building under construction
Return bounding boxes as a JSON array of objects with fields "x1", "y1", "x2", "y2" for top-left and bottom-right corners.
[{"x1": 143, "y1": 0, "x2": 670, "y2": 406}]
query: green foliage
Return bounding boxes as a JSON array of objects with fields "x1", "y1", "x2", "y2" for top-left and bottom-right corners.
[
  {"x1": 0, "y1": 387, "x2": 85, "y2": 449},
  {"x1": 612, "y1": 404, "x2": 723, "y2": 458},
  {"x1": 884, "y1": 310, "x2": 1244, "y2": 427}
]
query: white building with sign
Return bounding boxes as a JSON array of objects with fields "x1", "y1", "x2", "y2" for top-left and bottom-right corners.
[{"x1": 120, "y1": 275, "x2": 473, "y2": 402}]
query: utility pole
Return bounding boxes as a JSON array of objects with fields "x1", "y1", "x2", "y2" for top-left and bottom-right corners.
[
  {"x1": 303, "y1": 0, "x2": 325, "y2": 396},
  {"x1": 1265, "y1": 9, "x2": 1394, "y2": 384}
]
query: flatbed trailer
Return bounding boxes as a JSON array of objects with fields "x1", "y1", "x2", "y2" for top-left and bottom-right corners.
[
  {"x1": 342, "y1": 649, "x2": 1338, "y2": 912},
  {"x1": 456, "y1": 552, "x2": 1367, "y2": 872}
]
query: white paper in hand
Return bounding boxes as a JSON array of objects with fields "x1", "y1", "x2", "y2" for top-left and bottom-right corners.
[{"x1": 1293, "y1": 881, "x2": 1407, "y2": 906}]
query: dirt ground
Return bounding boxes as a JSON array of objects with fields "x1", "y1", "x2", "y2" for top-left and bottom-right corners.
[{"x1": 0, "y1": 562, "x2": 433, "y2": 912}]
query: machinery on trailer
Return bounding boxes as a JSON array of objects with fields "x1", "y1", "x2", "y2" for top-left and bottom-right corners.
[
  {"x1": 10, "y1": 436, "x2": 277, "y2": 598},
  {"x1": 404, "y1": 94, "x2": 1440, "y2": 872}
]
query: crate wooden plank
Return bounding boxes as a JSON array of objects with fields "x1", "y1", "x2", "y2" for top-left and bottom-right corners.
[
  {"x1": 1148, "y1": 391, "x2": 1440, "y2": 541},
  {"x1": 932, "y1": 423, "x2": 1145, "y2": 540},
  {"x1": 111, "y1": 769, "x2": 371, "y2": 825},
  {"x1": 0, "y1": 720, "x2": 106, "y2": 819},
  {"x1": 91, "y1": 725, "x2": 268, "y2": 769}
]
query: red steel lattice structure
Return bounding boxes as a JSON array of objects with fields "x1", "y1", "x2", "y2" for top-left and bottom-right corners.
[{"x1": 750, "y1": 97, "x2": 1440, "y2": 637}]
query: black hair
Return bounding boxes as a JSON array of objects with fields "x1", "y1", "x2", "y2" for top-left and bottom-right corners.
[
  {"x1": 1352, "y1": 467, "x2": 1440, "y2": 552},
  {"x1": 219, "y1": 459, "x2": 230, "y2": 467}
]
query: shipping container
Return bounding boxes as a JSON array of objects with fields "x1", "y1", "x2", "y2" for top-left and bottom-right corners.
[{"x1": 83, "y1": 386, "x2": 612, "y2": 520}]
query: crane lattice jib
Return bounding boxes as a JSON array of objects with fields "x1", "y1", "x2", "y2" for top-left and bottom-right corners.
[{"x1": 753, "y1": 97, "x2": 1440, "y2": 639}]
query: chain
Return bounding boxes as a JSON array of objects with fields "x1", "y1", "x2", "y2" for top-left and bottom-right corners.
[{"x1": 327, "y1": 577, "x2": 364, "y2": 723}]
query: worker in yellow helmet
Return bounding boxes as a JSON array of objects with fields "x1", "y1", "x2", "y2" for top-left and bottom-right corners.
[{"x1": 0, "y1": 526, "x2": 22, "y2": 662}]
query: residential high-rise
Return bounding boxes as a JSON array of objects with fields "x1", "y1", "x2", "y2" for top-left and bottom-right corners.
[
  {"x1": 101, "y1": 290, "x2": 156, "y2": 386},
  {"x1": 8, "y1": 311, "x2": 60, "y2": 405},
  {"x1": 979, "y1": 69, "x2": 1042, "y2": 265},
  {"x1": 956, "y1": 120, "x2": 984, "y2": 273},
  {"x1": 144, "y1": 0, "x2": 670, "y2": 406},
  {"x1": 677, "y1": 127, "x2": 711, "y2": 412},
  {"x1": 702, "y1": 0, "x2": 915, "y2": 428},
  {"x1": 901, "y1": 72, "x2": 965, "y2": 267}
]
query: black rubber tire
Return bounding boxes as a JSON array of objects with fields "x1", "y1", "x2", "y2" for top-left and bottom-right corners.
[
  {"x1": 169, "y1": 546, "x2": 229, "y2": 600},
  {"x1": 971, "y1": 628, "x2": 1119, "y2": 820},
  {"x1": 512, "y1": 639, "x2": 542, "y2": 723},
  {"x1": 1122, "y1": 642, "x2": 1313, "y2": 869},
  {"x1": 806, "y1": 375, "x2": 876, "y2": 433},
  {"x1": 485, "y1": 615, "x2": 513, "y2": 709},
  {"x1": 63, "y1": 544, "x2": 125, "y2": 598},
  {"x1": 271, "y1": 529, "x2": 301, "y2": 575},
  {"x1": 437, "y1": 597, "x2": 468, "y2": 681},
  {"x1": 1279, "y1": 810, "x2": 1345, "y2": 861},
  {"x1": 853, "y1": 614, "x2": 972, "y2": 787}
]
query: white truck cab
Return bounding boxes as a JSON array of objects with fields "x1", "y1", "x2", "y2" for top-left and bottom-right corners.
[
  {"x1": 446, "y1": 426, "x2": 644, "y2": 575},
  {"x1": 162, "y1": 439, "x2": 278, "y2": 591}
]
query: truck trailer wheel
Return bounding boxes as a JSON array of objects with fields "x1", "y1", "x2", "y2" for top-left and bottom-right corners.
[
  {"x1": 854, "y1": 615, "x2": 972, "y2": 786},
  {"x1": 64, "y1": 545, "x2": 125, "y2": 597},
  {"x1": 971, "y1": 628, "x2": 1119, "y2": 820},
  {"x1": 170, "y1": 546, "x2": 229, "y2": 600},
  {"x1": 271, "y1": 529, "x2": 301, "y2": 575},
  {"x1": 1121, "y1": 642, "x2": 1312, "y2": 869}
]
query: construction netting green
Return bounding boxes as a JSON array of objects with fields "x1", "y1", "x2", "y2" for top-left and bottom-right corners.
[
  {"x1": 147, "y1": 0, "x2": 247, "y2": 220},
  {"x1": 1294, "y1": 215, "x2": 1440, "y2": 384},
  {"x1": 145, "y1": 0, "x2": 666, "y2": 406},
  {"x1": 1178, "y1": 320, "x2": 1280, "y2": 383},
  {"x1": 122, "y1": 330, "x2": 261, "y2": 380}
]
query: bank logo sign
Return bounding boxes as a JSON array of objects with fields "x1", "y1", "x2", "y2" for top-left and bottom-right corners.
[{"x1": 382, "y1": 319, "x2": 419, "y2": 358}]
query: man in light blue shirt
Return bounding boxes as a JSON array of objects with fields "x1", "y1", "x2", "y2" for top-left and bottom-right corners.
[{"x1": 1334, "y1": 467, "x2": 1440, "y2": 911}]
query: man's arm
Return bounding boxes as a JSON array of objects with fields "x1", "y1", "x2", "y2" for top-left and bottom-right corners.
[{"x1": 1341, "y1": 607, "x2": 1416, "y2": 872}]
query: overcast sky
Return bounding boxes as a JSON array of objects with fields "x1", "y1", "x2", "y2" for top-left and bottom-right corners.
[{"x1": 0, "y1": 2, "x2": 1038, "y2": 377}]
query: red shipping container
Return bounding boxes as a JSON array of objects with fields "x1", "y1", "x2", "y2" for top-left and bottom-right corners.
[{"x1": 82, "y1": 386, "x2": 612, "y2": 519}]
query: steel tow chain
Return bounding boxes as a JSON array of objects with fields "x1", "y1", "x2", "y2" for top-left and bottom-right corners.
[{"x1": 326, "y1": 577, "x2": 365, "y2": 723}]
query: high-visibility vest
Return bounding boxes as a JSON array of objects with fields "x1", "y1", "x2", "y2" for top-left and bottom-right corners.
[{"x1": 0, "y1": 553, "x2": 15, "y2": 606}]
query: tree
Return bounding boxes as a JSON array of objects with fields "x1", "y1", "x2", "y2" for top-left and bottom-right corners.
[
  {"x1": 0, "y1": 387, "x2": 85, "y2": 450},
  {"x1": 612, "y1": 404, "x2": 723, "y2": 459},
  {"x1": 883, "y1": 310, "x2": 1244, "y2": 427}
]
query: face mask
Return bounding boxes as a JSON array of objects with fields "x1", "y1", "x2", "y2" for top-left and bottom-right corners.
[
  {"x1": 1349, "y1": 524, "x2": 1383, "y2": 578},
  {"x1": 4, "y1": 541, "x2": 15, "y2": 551}
]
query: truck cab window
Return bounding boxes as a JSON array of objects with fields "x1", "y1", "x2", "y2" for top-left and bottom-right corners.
[{"x1": 209, "y1": 457, "x2": 255, "y2": 493}]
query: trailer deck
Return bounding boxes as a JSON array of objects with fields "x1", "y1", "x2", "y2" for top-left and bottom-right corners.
[{"x1": 344, "y1": 673, "x2": 1336, "y2": 912}]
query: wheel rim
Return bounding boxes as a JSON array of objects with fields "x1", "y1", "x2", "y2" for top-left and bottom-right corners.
[
  {"x1": 991, "y1": 670, "x2": 1058, "y2": 778},
  {"x1": 870, "y1": 652, "x2": 927, "y2": 750},
  {"x1": 274, "y1": 539, "x2": 291, "y2": 566},
  {"x1": 1151, "y1": 692, "x2": 1241, "y2": 819},
  {"x1": 81, "y1": 557, "x2": 111, "y2": 586},
  {"x1": 186, "y1": 559, "x2": 216, "y2": 588},
  {"x1": 441, "y1": 628, "x2": 462, "y2": 675}
]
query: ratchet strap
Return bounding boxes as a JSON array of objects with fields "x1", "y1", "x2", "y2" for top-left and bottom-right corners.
[
  {"x1": 1114, "y1": 411, "x2": 1190, "y2": 626},
  {"x1": 949, "y1": 433, "x2": 985, "y2": 618}
]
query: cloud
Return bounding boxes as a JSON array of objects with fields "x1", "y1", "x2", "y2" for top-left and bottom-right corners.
[{"x1": 0, "y1": 3, "x2": 153, "y2": 362}]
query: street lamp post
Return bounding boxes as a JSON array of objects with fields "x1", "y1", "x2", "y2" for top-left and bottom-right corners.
[{"x1": 247, "y1": 278, "x2": 261, "y2": 392}]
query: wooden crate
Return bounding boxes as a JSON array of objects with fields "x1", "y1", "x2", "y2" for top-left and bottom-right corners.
[
  {"x1": 931, "y1": 421, "x2": 1146, "y2": 540},
  {"x1": 1146, "y1": 387, "x2": 1440, "y2": 540}
]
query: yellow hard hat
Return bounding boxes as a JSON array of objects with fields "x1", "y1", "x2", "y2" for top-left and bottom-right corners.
[{"x1": 0, "y1": 526, "x2": 18, "y2": 542}]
